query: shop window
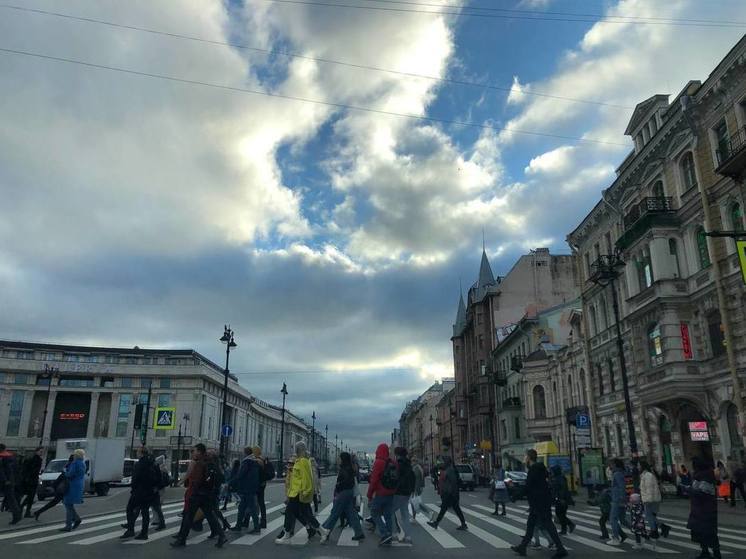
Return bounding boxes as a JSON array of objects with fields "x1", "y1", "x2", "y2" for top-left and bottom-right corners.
[
  {"x1": 707, "y1": 310, "x2": 726, "y2": 358},
  {"x1": 679, "y1": 151, "x2": 697, "y2": 191},
  {"x1": 533, "y1": 385, "x2": 546, "y2": 419},
  {"x1": 696, "y1": 227, "x2": 711, "y2": 269},
  {"x1": 116, "y1": 394, "x2": 131, "y2": 437},
  {"x1": 6, "y1": 391, "x2": 24, "y2": 436},
  {"x1": 648, "y1": 324, "x2": 664, "y2": 367}
]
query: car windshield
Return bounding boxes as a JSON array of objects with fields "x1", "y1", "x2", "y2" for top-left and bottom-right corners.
[
  {"x1": 456, "y1": 465, "x2": 472, "y2": 473},
  {"x1": 44, "y1": 459, "x2": 68, "y2": 473}
]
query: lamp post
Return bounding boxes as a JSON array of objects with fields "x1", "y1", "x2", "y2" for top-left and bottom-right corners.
[
  {"x1": 311, "y1": 411, "x2": 316, "y2": 459},
  {"x1": 324, "y1": 424, "x2": 329, "y2": 469},
  {"x1": 429, "y1": 414, "x2": 434, "y2": 469},
  {"x1": 589, "y1": 254, "x2": 638, "y2": 458},
  {"x1": 335, "y1": 433, "x2": 338, "y2": 471},
  {"x1": 278, "y1": 383, "x2": 288, "y2": 476},
  {"x1": 38, "y1": 364, "x2": 59, "y2": 448},
  {"x1": 219, "y1": 325, "x2": 237, "y2": 461}
]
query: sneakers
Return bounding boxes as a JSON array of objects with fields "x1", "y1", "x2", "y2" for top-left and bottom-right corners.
[
  {"x1": 606, "y1": 538, "x2": 621, "y2": 546},
  {"x1": 530, "y1": 542, "x2": 542, "y2": 549},
  {"x1": 426, "y1": 521, "x2": 438, "y2": 529},
  {"x1": 379, "y1": 535, "x2": 393, "y2": 546},
  {"x1": 351, "y1": 534, "x2": 365, "y2": 541},
  {"x1": 456, "y1": 524, "x2": 468, "y2": 531},
  {"x1": 275, "y1": 533, "x2": 293, "y2": 545},
  {"x1": 318, "y1": 527, "x2": 329, "y2": 539},
  {"x1": 510, "y1": 545, "x2": 527, "y2": 557}
]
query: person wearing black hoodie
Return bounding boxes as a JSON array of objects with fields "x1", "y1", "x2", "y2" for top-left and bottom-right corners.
[
  {"x1": 20, "y1": 447, "x2": 43, "y2": 518},
  {"x1": 0, "y1": 444, "x2": 22, "y2": 525},
  {"x1": 550, "y1": 464, "x2": 575, "y2": 535},
  {"x1": 427, "y1": 456, "x2": 468, "y2": 532},
  {"x1": 120, "y1": 446, "x2": 161, "y2": 540},
  {"x1": 392, "y1": 447, "x2": 415, "y2": 544},
  {"x1": 510, "y1": 449, "x2": 567, "y2": 559}
]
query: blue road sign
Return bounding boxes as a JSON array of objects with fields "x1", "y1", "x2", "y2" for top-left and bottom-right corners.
[
  {"x1": 576, "y1": 413, "x2": 591, "y2": 428},
  {"x1": 222, "y1": 424, "x2": 233, "y2": 437}
]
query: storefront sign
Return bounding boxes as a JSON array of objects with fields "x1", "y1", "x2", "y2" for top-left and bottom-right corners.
[
  {"x1": 59, "y1": 413, "x2": 86, "y2": 421},
  {"x1": 689, "y1": 421, "x2": 709, "y2": 442},
  {"x1": 688, "y1": 421, "x2": 707, "y2": 432},
  {"x1": 681, "y1": 323, "x2": 693, "y2": 360},
  {"x1": 691, "y1": 431, "x2": 710, "y2": 442}
]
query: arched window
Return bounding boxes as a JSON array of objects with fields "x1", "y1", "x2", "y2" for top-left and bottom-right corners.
[
  {"x1": 707, "y1": 310, "x2": 725, "y2": 358},
  {"x1": 648, "y1": 323, "x2": 664, "y2": 367},
  {"x1": 607, "y1": 359, "x2": 616, "y2": 392},
  {"x1": 732, "y1": 202, "x2": 744, "y2": 232},
  {"x1": 680, "y1": 152, "x2": 697, "y2": 191},
  {"x1": 669, "y1": 238, "x2": 682, "y2": 278},
  {"x1": 652, "y1": 180, "x2": 665, "y2": 199},
  {"x1": 533, "y1": 385, "x2": 546, "y2": 419},
  {"x1": 597, "y1": 364, "x2": 604, "y2": 396},
  {"x1": 696, "y1": 227, "x2": 711, "y2": 269}
]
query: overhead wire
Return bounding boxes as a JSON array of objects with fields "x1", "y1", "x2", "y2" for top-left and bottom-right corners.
[
  {"x1": 258, "y1": 0, "x2": 746, "y2": 28},
  {"x1": 0, "y1": 4, "x2": 632, "y2": 110},
  {"x1": 0, "y1": 47, "x2": 629, "y2": 147}
]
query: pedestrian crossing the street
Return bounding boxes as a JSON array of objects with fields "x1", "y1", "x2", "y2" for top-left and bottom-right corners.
[{"x1": 3, "y1": 496, "x2": 746, "y2": 554}]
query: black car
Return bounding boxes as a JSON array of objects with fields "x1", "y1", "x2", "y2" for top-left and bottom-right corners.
[{"x1": 505, "y1": 471, "x2": 527, "y2": 501}]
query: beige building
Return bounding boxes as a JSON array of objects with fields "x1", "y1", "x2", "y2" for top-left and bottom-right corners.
[{"x1": 567, "y1": 36, "x2": 746, "y2": 473}]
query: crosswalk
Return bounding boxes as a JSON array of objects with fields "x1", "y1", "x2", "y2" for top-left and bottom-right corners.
[{"x1": 2, "y1": 497, "x2": 745, "y2": 555}]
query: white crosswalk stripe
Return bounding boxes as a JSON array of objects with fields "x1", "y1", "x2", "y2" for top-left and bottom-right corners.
[
  {"x1": 424, "y1": 504, "x2": 510, "y2": 548},
  {"x1": 412, "y1": 508, "x2": 464, "y2": 548},
  {"x1": 461, "y1": 504, "x2": 571, "y2": 549}
]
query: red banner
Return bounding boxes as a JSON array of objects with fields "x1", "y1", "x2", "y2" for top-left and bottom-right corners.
[{"x1": 681, "y1": 323, "x2": 693, "y2": 360}]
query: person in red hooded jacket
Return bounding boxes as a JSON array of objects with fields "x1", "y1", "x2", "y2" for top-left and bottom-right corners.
[{"x1": 366, "y1": 443, "x2": 396, "y2": 546}]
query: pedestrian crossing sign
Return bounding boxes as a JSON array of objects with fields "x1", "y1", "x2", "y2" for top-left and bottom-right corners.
[
  {"x1": 154, "y1": 407, "x2": 176, "y2": 430},
  {"x1": 737, "y1": 240, "x2": 746, "y2": 285}
]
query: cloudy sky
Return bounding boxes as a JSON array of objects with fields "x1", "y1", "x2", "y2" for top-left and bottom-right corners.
[{"x1": 0, "y1": 0, "x2": 743, "y2": 450}]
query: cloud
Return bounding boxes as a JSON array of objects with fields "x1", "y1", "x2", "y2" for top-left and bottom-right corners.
[{"x1": 517, "y1": 0, "x2": 554, "y2": 8}]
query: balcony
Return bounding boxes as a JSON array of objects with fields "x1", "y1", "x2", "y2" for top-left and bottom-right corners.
[
  {"x1": 715, "y1": 125, "x2": 746, "y2": 179},
  {"x1": 510, "y1": 356, "x2": 523, "y2": 372},
  {"x1": 616, "y1": 197, "x2": 678, "y2": 250},
  {"x1": 501, "y1": 397, "x2": 521, "y2": 410}
]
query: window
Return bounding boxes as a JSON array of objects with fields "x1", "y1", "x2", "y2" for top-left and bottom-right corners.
[
  {"x1": 608, "y1": 359, "x2": 616, "y2": 392},
  {"x1": 652, "y1": 180, "x2": 665, "y2": 199},
  {"x1": 707, "y1": 310, "x2": 726, "y2": 358},
  {"x1": 731, "y1": 203, "x2": 744, "y2": 232},
  {"x1": 58, "y1": 376, "x2": 95, "y2": 388},
  {"x1": 501, "y1": 419, "x2": 508, "y2": 440},
  {"x1": 669, "y1": 238, "x2": 682, "y2": 278},
  {"x1": 6, "y1": 391, "x2": 25, "y2": 436},
  {"x1": 16, "y1": 351, "x2": 33, "y2": 360},
  {"x1": 584, "y1": 253, "x2": 591, "y2": 280},
  {"x1": 41, "y1": 352, "x2": 56, "y2": 361},
  {"x1": 599, "y1": 297, "x2": 608, "y2": 331},
  {"x1": 616, "y1": 423, "x2": 624, "y2": 455},
  {"x1": 14, "y1": 373, "x2": 28, "y2": 385},
  {"x1": 597, "y1": 364, "x2": 604, "y2": 396},
  {"x1": 579, "y1": 369, "x2": 587, "y2": 404},
  {"x1": 160, "y1": 377, "x2": 171, "y2": 389},
  {"x1": 125, "y1": 357, "x2": 137, "y2": 365},
  {"x1": 714, "y1": 120, "x2": 730, "y2": 164},
  {"x1": 514, "y1": 417, "x2": 521, "y2": 439},
  {"x1": 696, "y1": 227, "x2": 711, "y2": 269},
  {"x1": 105, "y1": 355, "x2": 117, "y2": 364},
  {"x1": 590, "y1": 305, "x2": 598, "y2": 336},
  {"x1": 680, "y1": 152, "x2": 697, "y2": 191},
  {"x1": 121, "y1": 377, "x2": 133, "y2": 388},
  {"x1": 116, "y1": 394, "x2": 132, "y2": 437},
  {"x1": 64, "y1": 354, "x2": 81, "y2": 362},
  {"x1": 533, "y1": 385, "x2": 546, "y2": 419},
  {"x1": 648, "y1": 324, "x2": 664, "y2": 367},
  {"x1": 637, "y1": 247, "x2": 653, "y2": 289},
  {"x1": 567, "y1": 374, "x2": 573, "y2": 406},
  {"x1": 140, "y1": 378, "x2": 152, "y2": 389},
  {"x1": 604, "y1": 426, "x2": 613, "y2": 457},
  {"x1": 604, "y1": 232, "x2": 613, "y2": 255}
]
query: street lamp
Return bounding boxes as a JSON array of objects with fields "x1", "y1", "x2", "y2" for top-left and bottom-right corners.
[
  {"x1": 589, "y1": 253, "x2": 638, "y2": 458},
  {"x1": 311, "y1": 411, "x2": 316, "y2": 459},
  {"x1": 325, "y1": 424, "x2": 329, "y2": 469},
  {"x1": 278, "y1": 383, "x2": 288, "y2": 476},
  {"x1": 218, "y1": 325, "x2": 237, "y2": 461},
  {"x1": 38, "y1": 364, "x2": 59, "y2": 448}
]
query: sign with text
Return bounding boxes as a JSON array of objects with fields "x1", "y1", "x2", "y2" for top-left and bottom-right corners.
[
  {"x1": 681, "y1": 323, "x2": 693, "y2": 360},
  {"x1": 154, "y1": 407, "x2": 176, "y2": 430},
  {"x1": 691, "y1": 431, "x2": 710, "y2": 442},
  {"x1": 688, "y1": 421, "x2": 708, "y2": 432},
  {"x1": 579, "y1": 448, "x2": 604, "y2": 486}
]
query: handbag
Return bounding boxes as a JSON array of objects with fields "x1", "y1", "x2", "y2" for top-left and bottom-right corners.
[
  {"x1": 54, "y1": 476, "x2": 69, "y2": 497},
  {"x1": 494, "y1": 480, "x2": 506, "y2": 490}
]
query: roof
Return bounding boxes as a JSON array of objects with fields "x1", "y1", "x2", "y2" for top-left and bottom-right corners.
[
  {"x1": 452, "y1": 293, "x2": 467, "y2": 337},
  {"x1": 624, "y1": 94, "x2": 669, "y2": 136}
]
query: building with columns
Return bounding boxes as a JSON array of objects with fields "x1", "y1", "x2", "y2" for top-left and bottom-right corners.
[
  {"x1": 567, "y1": 36, "x2": 746, "y2": 474},
  {"x1": 0, "y1": 340, "x2": 309, "y2": 466}
]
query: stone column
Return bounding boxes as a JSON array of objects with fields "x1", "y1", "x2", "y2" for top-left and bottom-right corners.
[
  {"x1": 41, "y1": 390, "x2": 58, "y2": 448},
  {"x1": 86, "y1": 392, "x2": 100, "y2": 439}
]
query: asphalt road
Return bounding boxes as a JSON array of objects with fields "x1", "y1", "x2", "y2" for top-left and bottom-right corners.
[{"x1": 2, "y1": 480, "x2": 745, "y2": 559}]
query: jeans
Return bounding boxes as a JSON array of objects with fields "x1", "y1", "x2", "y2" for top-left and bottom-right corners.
[
  {"x1": 599, "y1": 511, "x2": 609, "y2": 539},
  {"x1": 610, "y1": 504, "x2": 624, "y2": 540},
  {"x1": 643, "y1": 501, "x2": 659, "y2": 531},
  {"x1": 554, "y1": 500, "x2": 574, "y2": 533},
  {"x1": 64, "y1": 503, "x2": 80, "y2": 529},
  {"x1": 322, "y1": 489, "x2": 363, "y2": 536},
  {"x1": 20, "y1": 487, "x2": 37, "y2": 516},
  {"x1": 237, "y1": 493, "x2": 259, "y2": 529},
  {"x1": 151, "y1": 493, "x2": 165, "y2": 527},
  {"x1": 392, "y1": 495, "x2": 411, "y2": 538},
  {"x1": 731, "y1": 481, "x2": 746, "y2": 505},
  {"x1": 369, "y1": 495, "x2": 394, "y2": 538},
  {"x1": 519, "y1": 508, "x2": 564, "y2": 551},
  {"x1": 35, "y1": 495, "x2": 62, "y2": 518}
]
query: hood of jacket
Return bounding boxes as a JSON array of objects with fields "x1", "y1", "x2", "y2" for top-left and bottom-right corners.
[{"x1": 375, "y1": 443, "x2": 390, "y2": 461}]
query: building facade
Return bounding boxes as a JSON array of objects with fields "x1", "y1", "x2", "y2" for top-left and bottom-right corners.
[
  {"x1": 0, "y1": 340, "x2": 311, "y2": 467},
  {"x1": 398, "y1": 379, "x2": 454, "y2": 470},
  {"x1": 567, "y1": 36, "x2": 746, "y2": 473}
]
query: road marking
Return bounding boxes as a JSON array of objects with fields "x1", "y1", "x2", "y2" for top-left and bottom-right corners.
[
  {"x1": 468, "y1": 504, "x2": 564, "y2": 548},
  {"x1": 290, "y1": 502, "x2": 333, "y2": 545},
  {"x1": 413, "y1": 507, "x2": 464, "y2": 548},
  {"x1": 231, "y1": 515, "x2": 284, "y2": 545},
  {"x1": 430, "y1": 506, "x2": 510, "y2": 548},
  {"x1": 336, "y1": 525, "x2": 358, "y2": 547}
]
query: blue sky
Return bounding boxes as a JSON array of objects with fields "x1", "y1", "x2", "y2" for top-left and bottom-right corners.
[{"x1": 0, "y1": 0, "x2": 744, "y2": 449}]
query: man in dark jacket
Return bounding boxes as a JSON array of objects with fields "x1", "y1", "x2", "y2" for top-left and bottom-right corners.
[
  {"x1": 20, "y1": 447, "x2": 43, "y2": 518},
  {"x1": 510, "y1": 449, "x2": 567, "y2": 558},
  {"x1": 121, "y1": 446, "x2": 161, "y2": 540},
  {"x1": 367, "y1": 443, "x2": 396, "y2": 546},
  {"x1": 392, "y1": 447, "x2": 415, "y2": 543},
  {"x1": 427, "y1": 456, "x2": 467, "y2": 531},
  {"x1": 230, "y1": 447, "x2": 261, "y2": 533},
  {"x1": 0, "y1": 444, "x2": 22, "y2": 524},
  {"x1": 550, "y1": 465, "x2": 575, "y2": 535}
]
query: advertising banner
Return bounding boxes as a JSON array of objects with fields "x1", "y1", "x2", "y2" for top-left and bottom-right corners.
[{"x1": 579, "y1": 448, "x2": 605, "y2": 486}]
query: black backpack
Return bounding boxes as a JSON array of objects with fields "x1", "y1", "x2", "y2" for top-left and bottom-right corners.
[
  {"x1": 262, "y1": 459, "x2": 276, "y2": 482},
  {"x1": 381, "y1": 459, "x2": 399, "y2": 490},
  {"x1": 204, "y1": 461, "x2": 224, "y2": 492}
]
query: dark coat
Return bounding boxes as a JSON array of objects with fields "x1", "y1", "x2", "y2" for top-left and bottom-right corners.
[
  {"x1": 525, "y1": 462, "x2": 552, "y2": 512},
  {"x1": 231, "y1": 456, "x2": 260, "y2": 496},
  {"x1": 334, "y1": 463, "x2": 356, "y2": 495},
  {"x1": 688, "y1": 467, "x2": 718, "y2": 547},
  {"x1": 131, "y1": 454, "x2": 160, "y2": 500},
  {"x1": 395, "y1": 456, "x2": 415, "y2": 496},
  {"x1": 21, "y1": 454, "x2": 43, "y2": 491},
  {"x1": 0, "y1": 451, "x2": 18, "y2": 488},
  {"x1": 439, "y1": 464, "x2": 460, "y2": 499}
]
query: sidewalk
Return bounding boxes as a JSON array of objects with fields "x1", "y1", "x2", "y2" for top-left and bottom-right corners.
[{"x1": 656, "y1": 496, "x2": 746, "y2": 525}]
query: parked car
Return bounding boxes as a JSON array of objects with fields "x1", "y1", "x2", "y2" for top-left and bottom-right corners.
[
  {"x1": 505, "y1": 471, "x2": 528, "y2": 501},
  {"x1": 456, "y1": 464, "x2": 476, "y2": 491},
  {"x1": 358, "y1": 467, "x2": 370, "y2": 482}
]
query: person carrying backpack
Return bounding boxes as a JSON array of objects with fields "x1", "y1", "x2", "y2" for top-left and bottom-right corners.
[
  {"x1": 120, "y1": 446, "x2": 161, "y2": 540},
  {"x1": 230, "y1": 447, "x2": 261, "y2": 534},
  {"x1": 392, "y1": 447, "x2": 415, "y2": 544},
  {"x1": 366, "y1": 443, "x2": 397, "y2": 546},
  {"x1": 427, "y1": 456, "x2": 468, "y2": 532},
  {"x1": 171, "y1": 444, "x2": 227, "y2": 548}
]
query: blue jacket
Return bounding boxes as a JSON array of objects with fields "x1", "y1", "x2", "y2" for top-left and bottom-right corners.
[
  {"x1": 64, "y1": 458, "x2": 86, "y2": 505},
  {"x1": 611, "y1": 469, "x2": 626, "y2": 505},
  {"x1": 230, "y1": 456, "x2": 259, "y2": 496}
]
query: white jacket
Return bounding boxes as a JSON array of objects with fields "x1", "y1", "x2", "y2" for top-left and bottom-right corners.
[{"x1": 640, "y1": 471, "x2": 661, "y2": 503}]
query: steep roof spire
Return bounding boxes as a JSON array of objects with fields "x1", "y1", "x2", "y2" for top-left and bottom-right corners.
[
  {"x1": 452, "y1": 291, "x2": 467, "y2": 337},
  {"x1": 477, "y1": 248, "x2": 495, "y2": 290}
]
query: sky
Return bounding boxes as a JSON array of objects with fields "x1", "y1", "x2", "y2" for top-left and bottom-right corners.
[{"x1": 0, "y1": 0, "x2": 744, "y2": 451}]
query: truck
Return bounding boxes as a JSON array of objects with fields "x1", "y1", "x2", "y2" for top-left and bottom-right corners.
[{"x1": 37, "y1": 438, "x2": 126, "y2": 499}]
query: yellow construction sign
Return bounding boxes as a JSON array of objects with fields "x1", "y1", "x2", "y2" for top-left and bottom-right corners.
[{"x1": 738, "y1": 240, "x2": 746, "y2": 285}]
